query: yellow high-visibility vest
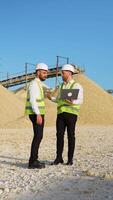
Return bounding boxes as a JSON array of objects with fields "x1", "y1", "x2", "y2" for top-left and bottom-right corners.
[
  {"x1": 25, "y1": 79, "x2": 45, "y2": 115},
  {"x1": 57, "y1": 81, "x2": 80, "y2": 116}
]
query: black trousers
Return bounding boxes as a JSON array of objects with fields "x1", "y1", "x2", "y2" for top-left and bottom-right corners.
[
  {"x1": 56, "y1": 112, "x2": 77, "y2": 161},
  {"x1": 29, "y1": 114, "x2": 44, "y2": 163}
]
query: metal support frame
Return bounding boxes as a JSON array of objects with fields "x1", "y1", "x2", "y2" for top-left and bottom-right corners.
[{"x1": 25, "y1": 62, "x2": 36, "y2": 89}]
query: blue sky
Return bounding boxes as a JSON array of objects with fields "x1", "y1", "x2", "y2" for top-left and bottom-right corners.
[{"x1": 0, "y1": 0, "x2": 113, "y2": 90}]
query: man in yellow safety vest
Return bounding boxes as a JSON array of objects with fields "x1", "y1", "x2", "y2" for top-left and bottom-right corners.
[
  {"x1": 25, "y1": 63, "x2": 48, "y2": 169},
  {"x1": 47, "y1": 64, "x2": 83, "y2": 165}
]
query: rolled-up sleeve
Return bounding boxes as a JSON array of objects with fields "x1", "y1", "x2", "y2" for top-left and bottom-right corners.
[{"x1": 72, "y1": 84, "x2": 83, "y2": 105}]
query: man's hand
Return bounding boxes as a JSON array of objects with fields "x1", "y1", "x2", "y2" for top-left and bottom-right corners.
[
  {"x1": 65, "y1": 99, "x2": 74, "y2": 104},
  {"x1": 46, "y1": 91, "x2": 52, "y2": 100},
  {"x1": 36, "y1": 114, "x2": 43, "y2": 125}
]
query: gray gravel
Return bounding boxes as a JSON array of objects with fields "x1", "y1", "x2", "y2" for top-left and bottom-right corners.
[{"x1": 0, "y1": 126, "x2": 113, "y2": 200}]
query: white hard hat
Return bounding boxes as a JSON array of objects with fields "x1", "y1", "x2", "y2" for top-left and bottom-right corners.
[
  {"x1": 62, "y1": 64, "x2": 75, "y2": 73},
  {"x1": 36, "y1": 63, "x2": 48, "y2": 71}
]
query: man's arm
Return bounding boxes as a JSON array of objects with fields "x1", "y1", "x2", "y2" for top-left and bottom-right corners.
[
  {"x1": 72, "y1": 83, "x2": 83, "y2": 105},
  {"x1": 29, "y1": 81, "x2": 40, "y2": 114}
]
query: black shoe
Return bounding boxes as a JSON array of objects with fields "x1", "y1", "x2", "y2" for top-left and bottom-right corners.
[
  {"x1": 37, "y1": 160, "x2": 45, "y2": 165},
  {"x1": 66, "y1": 161, "x2": 73, "y2": 165},
  {"x1": 28, "y1": 160, "x2": 45, "y2": 169},
  {"x1": 51, "y1": 158, "x2": 64, "y2": 165}
]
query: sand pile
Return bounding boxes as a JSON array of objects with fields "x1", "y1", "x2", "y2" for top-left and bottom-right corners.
[
  {"x1": 0, "y1": 85, "x2": 29, "y2": 128},
  {"x1": 75, "y1": 74, "x2": 113, "y2": 125},
  {"x1": 1, "y1": 73, "x2": 113, "y2": 128},
  {"x1": 13, "y1": 73, "x2": 113, "y2": 126},
  {"x1": 14, "y1": 87, "x2": 27, "y2": 101}
]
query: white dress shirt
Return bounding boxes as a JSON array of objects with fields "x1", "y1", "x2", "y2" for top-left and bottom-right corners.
[
  {"x1": 29, "y1": 78, "x2": 49, "y2": 115},
  {"x1": 51, "y1": 79, "x2": 83, "y2": 105}
]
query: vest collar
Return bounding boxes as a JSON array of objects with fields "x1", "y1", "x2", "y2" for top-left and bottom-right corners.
[
  {"x1": 35, "y1": 77, "x2": 41, "y2": 83},
  {"x1": 63, "y1": 79, "x2": 74, "y2": 86}
]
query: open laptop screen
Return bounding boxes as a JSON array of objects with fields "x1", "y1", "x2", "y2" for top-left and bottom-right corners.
[{"x1": 60, "y1": 89, "x2": 79, "y2": 100}]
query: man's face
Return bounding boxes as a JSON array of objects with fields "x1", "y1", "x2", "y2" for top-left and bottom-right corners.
[
  {"x1": 37, "y1": 70, "x2": 48, "y2": 81},
  {"x1": 61, "y1": 70, "x2": 71, "y2": 82}
]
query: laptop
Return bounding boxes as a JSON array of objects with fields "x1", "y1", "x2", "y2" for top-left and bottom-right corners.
[{"x1": 60, "y1": 89, "x2": 79, "y2": 100}]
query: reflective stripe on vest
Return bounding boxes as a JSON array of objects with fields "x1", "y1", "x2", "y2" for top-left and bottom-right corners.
[
  {"x1": 25, "y1": 80, "x2": 45, "y2": 115},
  {"x1": 57, "y1": 81, "x2": 80, "y2": 115},
  {"x1": 26, "y1": 98, "x2": 45, "y2": 102}
]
